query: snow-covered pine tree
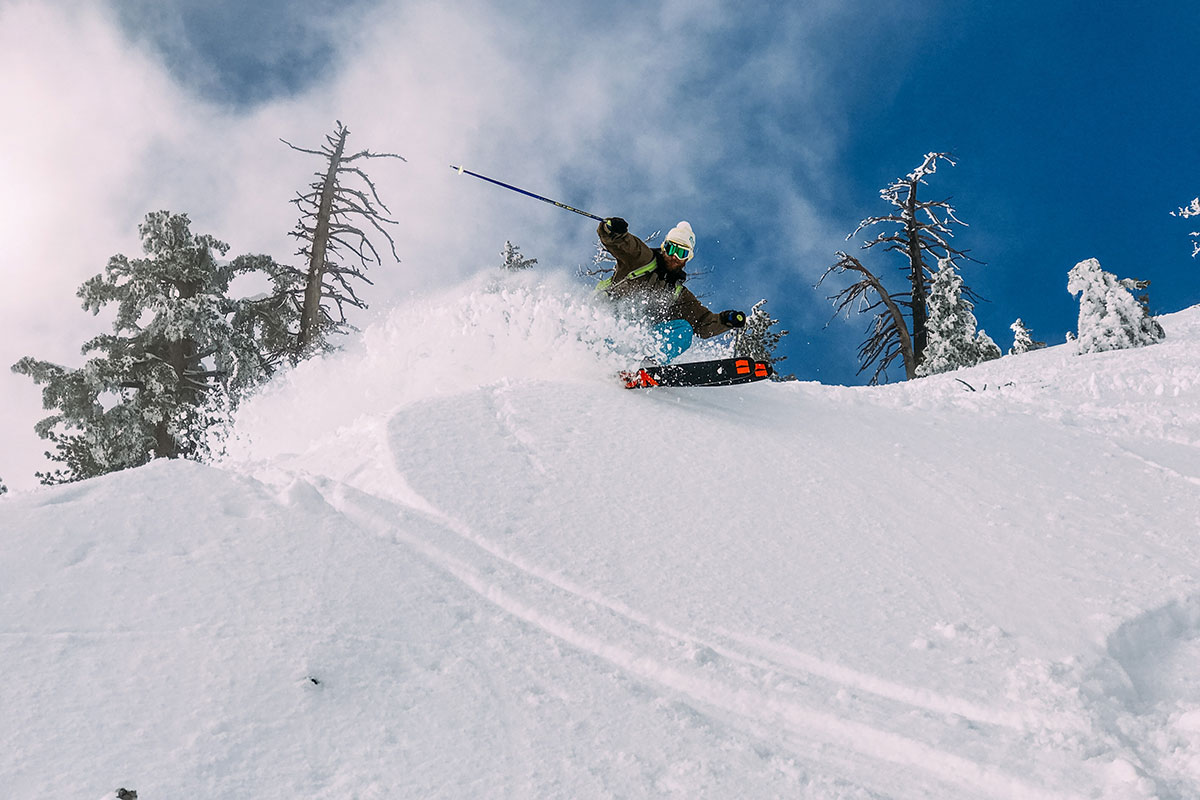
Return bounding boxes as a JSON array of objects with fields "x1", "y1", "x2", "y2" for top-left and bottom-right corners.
[
  {"x1": 975, "y1": 329, "x2": 1001, "y2": 363},
  {"x1": 500, "y1": 241, "x2": 537, "y2": 271},
  {"x1": 733, "y1": 299, "x2": 789, "y2": 370},
  {"x1": 0, "y1": 478, "x2": 7, "y2": 496},
  {"x1": 12, "y1": 211, "x2": 287, "y2": 484},
  {"x1": 1172, "y1": 197, "x2": 1199, "y2": 257},
  {"x1": 1008, "y1": 318, "x2": 1046, "y2": 355},
  {"x1": 1067, "y1": 257, "x2": 1165, "y2": 354},
  {"x1": 915, "y1": 259, "x2": 1001, "y2": 377}
]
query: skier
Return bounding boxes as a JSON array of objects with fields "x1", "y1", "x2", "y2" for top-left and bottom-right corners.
[{"x1": 596, "y1": 216, "x2": 745, "y2": 362}]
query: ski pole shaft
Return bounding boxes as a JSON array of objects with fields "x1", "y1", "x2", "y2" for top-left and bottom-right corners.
[{"x1": 450, "y1": 164, "x2": 603, "y2": 221}]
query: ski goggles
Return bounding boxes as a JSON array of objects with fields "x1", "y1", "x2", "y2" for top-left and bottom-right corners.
[{"x1": 663, "y1": 241, "x2": 693, "y2": 261}]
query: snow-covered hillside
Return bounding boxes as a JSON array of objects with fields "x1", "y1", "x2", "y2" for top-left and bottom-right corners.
[{"x1": 4, "y1": 273, "x2": 1200, "y2": 799}]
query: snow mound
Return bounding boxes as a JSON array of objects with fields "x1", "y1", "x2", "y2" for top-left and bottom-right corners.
[
  {"x1": 227, "y1": 271, "x2": 633, "y2": 462},
  {"x1": 5, "y1": 285, "x2": 1200, "y2": 798}
]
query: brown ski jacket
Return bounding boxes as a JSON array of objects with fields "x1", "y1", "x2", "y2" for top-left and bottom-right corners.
[{"x1": 595, "y1": 220, "x2": 730, "y2": 339}]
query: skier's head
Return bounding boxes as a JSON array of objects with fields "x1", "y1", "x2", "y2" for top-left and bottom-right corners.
[{"x1": 663, "y1": 221, "x2": 695, "y2": 264}]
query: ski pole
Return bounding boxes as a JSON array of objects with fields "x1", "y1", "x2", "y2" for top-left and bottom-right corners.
[{"x1": 450, "y1": 164, "x2": 603, "y2": 221}]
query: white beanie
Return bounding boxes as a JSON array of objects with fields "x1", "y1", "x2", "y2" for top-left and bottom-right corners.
[{"x1": 664, "y1": 221, "x2": 695, "y2": 252}]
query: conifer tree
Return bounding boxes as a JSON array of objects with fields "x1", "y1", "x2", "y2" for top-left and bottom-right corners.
[
  {"x1": 1008, "y1": 318, "x2": 1045, "y2": 355},
  {"x1": 916, "y1": 259, "x2": 1001, "y2": 376},
  {"x1": 1067, "y1": 258, "x2": 1165, "y2": 354},
  {"x1": 12, "y1": 211, "x2": 289, "y2": 484},
  {"x1": 500, "y1": 241, "x2": 537, "y2": 271},
  {"x1": 282, "y1": 121, "x2": 405, "y2": 357},
  {"x1": 0, "y1": 478, "x2": 7, "y2": 496},
  {"x1": 734, "y1": 299, "x2": 789, "y2": 368}
]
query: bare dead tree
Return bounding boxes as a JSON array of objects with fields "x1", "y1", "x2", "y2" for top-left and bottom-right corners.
[
  {"x1": 282, "y1": 121, "x2": 405, "y2": 355},
  {"x1": 850, "y1": 153, "x2": 979, "y2": 358},
  {"x1": 823, "y1": 152, "x2": 982, "y2": 382},
  {"x1": 817, "y1": 251, "x2": 917, "y2": 383}
]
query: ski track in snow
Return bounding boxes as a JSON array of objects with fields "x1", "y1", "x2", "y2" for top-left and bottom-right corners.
[
  {"x1": 302, "y1": 470, "x2": 1089, "y2": 800},
  {"x1": 238, "y1": 336, "x2": 1200, "y2": 800},
  {"x1": 1110, "y1": 440, "x2": 1200, "y2": 487}
]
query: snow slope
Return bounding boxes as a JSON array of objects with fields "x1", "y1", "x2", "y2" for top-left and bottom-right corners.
[{"x1": 3, "y1": 272, "x2": 1200, "y2": 799}]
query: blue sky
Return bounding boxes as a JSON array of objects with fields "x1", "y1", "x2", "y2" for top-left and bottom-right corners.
[
  {"x1": 1, "y1": 0, "x2": 1197, "y2": 485},
  {"x1": 839, "y1": 2, "x2": 1200, "y2": 368}
]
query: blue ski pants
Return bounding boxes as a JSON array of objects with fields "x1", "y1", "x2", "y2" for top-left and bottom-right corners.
[{"x1": 652, "y1": 319, "x2": 694, "y2": 363}]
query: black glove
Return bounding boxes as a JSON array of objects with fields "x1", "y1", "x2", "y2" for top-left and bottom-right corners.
[
  {"x1": 719, "y1": 310, "x2": 747, "y2": 329},
  {"x1": 603, "y1": 217, "x2": 628, "y2": 235}
]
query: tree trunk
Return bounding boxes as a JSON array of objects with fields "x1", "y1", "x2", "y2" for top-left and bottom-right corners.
[
  {"x1": 298, "y1": 126, "x2": 349, "y2": 353},
  {"x1": 904, "y1": 185, "x2": 928, "y2": 364},
  {"x1": 157, "y1": 278, "x2": 202, "y2": 459}
]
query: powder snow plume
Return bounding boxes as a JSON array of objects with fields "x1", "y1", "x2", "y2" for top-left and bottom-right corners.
[{"x1": 225, "y1": 270, "x2": 662, "y2": 464}]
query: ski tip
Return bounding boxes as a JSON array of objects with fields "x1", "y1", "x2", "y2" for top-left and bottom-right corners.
[{"x1": 451, "y1": 164, "x2": 464, "y2": 175}]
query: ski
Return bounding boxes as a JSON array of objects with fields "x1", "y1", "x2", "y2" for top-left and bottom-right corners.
[{"x1": 620, "y1": 357, "x2": 773, "y2": 389}]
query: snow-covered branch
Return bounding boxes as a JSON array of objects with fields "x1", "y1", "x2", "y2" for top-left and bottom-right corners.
[
  {"x1": 1172, "y1": 197, "x2": 1200, "y2": 257},
  {"x1": 1174, "y1": 197, "x2": 1200, "y2": 219},
  {"x1": 906, "y1": 152, "x2": 956, "y2": 183}
]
